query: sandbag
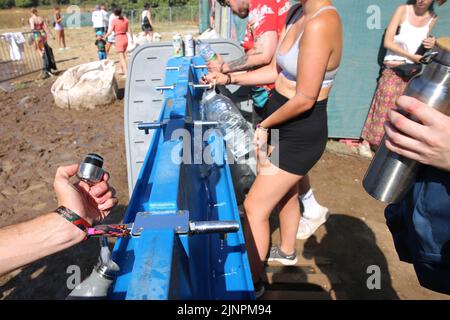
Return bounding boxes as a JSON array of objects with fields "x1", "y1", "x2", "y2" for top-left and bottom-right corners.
[{"x1": 51, "y1": 60, "x2": 117, "y2": 110}]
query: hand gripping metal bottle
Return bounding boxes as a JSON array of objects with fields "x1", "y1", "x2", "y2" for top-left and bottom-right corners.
[{"x1": 363, "y1": 38, "x2": 450, "y2": 204}]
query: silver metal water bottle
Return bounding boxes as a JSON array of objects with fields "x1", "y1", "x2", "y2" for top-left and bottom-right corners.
[{"x1": 363, "y1": 38, "x2": 450, "y2": 204}]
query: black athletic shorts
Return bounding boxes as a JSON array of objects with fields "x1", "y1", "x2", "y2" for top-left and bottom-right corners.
[{"x1": 255, "y1": 89, "x2": 328, "y2": 176}]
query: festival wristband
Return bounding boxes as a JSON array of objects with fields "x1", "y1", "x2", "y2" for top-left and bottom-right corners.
[{"x1": 55, "y1": 206, "x2": 91, "y2": 232}]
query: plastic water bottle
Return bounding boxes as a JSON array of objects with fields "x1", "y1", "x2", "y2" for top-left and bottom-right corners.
[
  {"x1": 197, "y1": 40, "x2": 217, "y2": 62},
  {"x1": 201, "y1": 90, "x2": 253, "y2": 159}
]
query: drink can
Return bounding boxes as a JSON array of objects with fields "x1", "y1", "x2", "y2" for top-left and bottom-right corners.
[
  {"x1": 184, "y1": 34, "x2": 194, "y2": 57},
  {"x1": 172, "y1": 33, "x2": 184, "y2": 57}
]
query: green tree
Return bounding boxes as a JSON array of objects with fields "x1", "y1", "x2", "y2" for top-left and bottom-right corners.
[
  {"x1": 15, "y1": 0, "x2": 38, "y2": 7},
  {"x1": 0, "y1": 0, "x2": 15, "y2": 9}
]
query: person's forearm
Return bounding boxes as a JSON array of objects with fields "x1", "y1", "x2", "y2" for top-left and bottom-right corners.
[
  {"x1": 260, "y1": 95, "x2": 315, "y2": 128},
  {"x1": 0, "y1": 212, "x2": 84, "y2": 276},
  {"x1": 224, "y1": 51, "x2": 272, "y2": 73},
  {"x1": 104, "y1": 27, "x2": 112, "y2": 39},
  {"x1": 384, "y1": 41, "x2": 417, "y2": 62},
  {"x1": 231, "y1": 64, "x2": 278, "y2": 87}
]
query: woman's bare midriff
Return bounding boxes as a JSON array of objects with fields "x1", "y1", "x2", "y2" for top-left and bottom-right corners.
[
  {"x1": 275, "y1": 73, "x2": 332, "y2": 102},
  {"x1": 384, "y1": 60, "x2": 407, "y2": 68}
]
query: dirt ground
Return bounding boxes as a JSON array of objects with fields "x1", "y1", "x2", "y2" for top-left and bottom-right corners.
[{"x1": 0, "y1": 27, "x2": 449, "y2": 300}]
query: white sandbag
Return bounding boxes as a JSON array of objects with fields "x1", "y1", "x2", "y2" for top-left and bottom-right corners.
[
  {"x1": 51, "y1": 60, "x2": 118, "y2": 110},
  {"x1": 127, "y1": 32, "x2": 162, "y2": 54},
  {"x1": 198, "y1": 28, "x2": 219, "y2": 40}
]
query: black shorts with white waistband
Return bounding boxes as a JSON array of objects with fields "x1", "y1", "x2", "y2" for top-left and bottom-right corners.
[{"x1": 255, "y1": 89, "x2": 328, "y2": 176}]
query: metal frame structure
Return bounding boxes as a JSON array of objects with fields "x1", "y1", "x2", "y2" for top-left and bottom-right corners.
[{"x1": 0, "y1": 32, "x2": 42, "y2": 82}]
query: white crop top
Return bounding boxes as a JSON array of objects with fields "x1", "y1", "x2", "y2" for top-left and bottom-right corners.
[{"x1": 384, "y1": 5, "x2": 434, "y2": 64}]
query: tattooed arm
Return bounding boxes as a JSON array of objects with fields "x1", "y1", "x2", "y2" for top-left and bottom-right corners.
[
  {"x1": 207, "y1": 31, "x2": 278, "y2": 74},
  {"x1": 224, "y1": 31, "x2": 277, "y2": 73}
]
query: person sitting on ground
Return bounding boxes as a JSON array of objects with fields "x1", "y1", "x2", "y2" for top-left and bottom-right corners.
[
  {"x1": 95, "y1": 31, "x2": 107, "y2": 60},
  {"x1": 0, "y1": 164, "x2": 118, "y2": 276}
]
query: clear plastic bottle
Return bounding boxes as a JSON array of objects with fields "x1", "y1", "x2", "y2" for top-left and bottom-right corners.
[
  {"x1": 196, "y1": 40, "x2": 217, "y2": 62},
  {"x1": 201, "y1": 90, "x2": 253, "y2": 159}
]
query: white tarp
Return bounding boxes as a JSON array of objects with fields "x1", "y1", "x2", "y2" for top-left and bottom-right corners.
[{"x1": 51, "y1": 60, "x2": 118, "y2": 110}]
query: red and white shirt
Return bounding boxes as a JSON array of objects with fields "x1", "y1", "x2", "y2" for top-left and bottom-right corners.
[{"x1": 243, "y1": 0, "x2": 291, "y2": 52}]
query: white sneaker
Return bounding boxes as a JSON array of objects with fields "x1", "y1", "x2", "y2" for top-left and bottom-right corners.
[
  {"x1": 267, "y1": 246, "x2": 298, "y2": 266},
  {"x1": 358, "y1": 143, "x2": 373, "y2": 159},
  {"x1": 297, "y1": 206, "x2": 329, "y2": 240}
]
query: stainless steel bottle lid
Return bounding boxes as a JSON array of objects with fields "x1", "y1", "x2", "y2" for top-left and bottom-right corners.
[
  {"x1": 434, "y1": 37, "x2": 450, "y2": 67},
  {"x1": 77, "y1": 153, "x2": 104, "y2": 184}
]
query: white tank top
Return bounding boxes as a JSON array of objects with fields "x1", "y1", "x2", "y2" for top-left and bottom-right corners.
[{"x1": 384, "y1": 5, "x2": 434, "y2": 64}]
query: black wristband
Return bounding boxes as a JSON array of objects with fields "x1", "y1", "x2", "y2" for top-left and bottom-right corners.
[{"x1": 226, "y1": 74, "x2": 231, "y2": 85}]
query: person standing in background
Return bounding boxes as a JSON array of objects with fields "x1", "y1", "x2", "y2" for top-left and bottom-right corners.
[
  {"x1": 104, "y1": 7, "x2": 133, "y2": 76},
  {"x1": 358, "y1": 0, "x2": 445, "y2": 158},
  {"x1": 105, "y1": 4, "x2": 117, "y2": 56},
  {"x1": 92, "y1": 4, "x2": 105, "y2": 34},
  {"x1": 29, "y1": 7, "x2": 55, "y2": 79},
  {"x1": 101, "y1": 4, "x2": 109, "y2": 33},
  {"x1": 141, "y1": 3, "x2": 154, "y2": 41},
  {"x1": 210, "y1": 0, "x2": 216, "y2": 29},
  {"x1": 95, "y1": 31, "x2": 107, "y2": 60},
  {"x1": 53, "y1": 6, "x2": 68, "y2": 51}
]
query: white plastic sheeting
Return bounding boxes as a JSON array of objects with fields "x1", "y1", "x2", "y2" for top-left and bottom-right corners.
[{"x1": 51, "y1": 60, "x2": 118, "y2": 110}]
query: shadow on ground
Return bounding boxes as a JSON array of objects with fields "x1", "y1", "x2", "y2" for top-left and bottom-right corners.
[{"x1": 303, "y1": 213, "x2": 399, "y2": 299}]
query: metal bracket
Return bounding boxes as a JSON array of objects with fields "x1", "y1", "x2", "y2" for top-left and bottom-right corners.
[
  {"x1": 155, "y1": 84, "x2": 176, "y2": 92},
  {"x1": 192, "y1": 64, "x2": 207, "y2": 69},
  {"x1": 131, "y1": 210, "x2": 240, "y2": 237},
  {"x1": 138, "y1": 119, "x2": 218, "y2": 135},
  {"x1": 137, "y1": 121, "x2": 166, "y2": 134},
  {"x1": 132, "y1": 210, "x2": 190, "y2": 236},
  {"x1": 189, "y1": 82, "x2": 212, "y2": 90}
]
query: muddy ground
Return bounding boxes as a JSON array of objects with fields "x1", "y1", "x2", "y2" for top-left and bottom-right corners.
[{"x1": 0, "y1": 28, "x2": 449, "y2": 299}]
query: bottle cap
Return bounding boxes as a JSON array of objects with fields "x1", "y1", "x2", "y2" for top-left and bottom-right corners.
[{"x1": 203, "y1": 89, "x2": 217, "y2": 101}]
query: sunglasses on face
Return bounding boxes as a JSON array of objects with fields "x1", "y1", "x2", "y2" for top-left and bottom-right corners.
[{"x1": 217, "y1": 0, "x2": 230, "y2": 7}]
